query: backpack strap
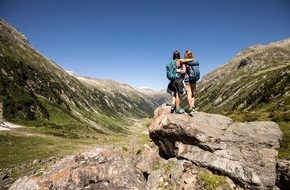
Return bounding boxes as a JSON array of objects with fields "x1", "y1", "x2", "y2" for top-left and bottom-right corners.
[{"x1": 187, "y1": 60, "x2": 199, "y2": 66}]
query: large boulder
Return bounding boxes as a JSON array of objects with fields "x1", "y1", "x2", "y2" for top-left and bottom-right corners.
[
  {"x1": 149, "y1": 105, "x2": 282, "y2": 189},
  {"x1": 9, "y1": 147, "x2": 148, "y2": 190}
]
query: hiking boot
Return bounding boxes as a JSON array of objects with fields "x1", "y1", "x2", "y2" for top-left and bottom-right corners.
[
  {"x1": 189, "y1": 108, "x2": 195, "y2": 114},
  {"x1": 175, "y1": 108, "x2": 185, "y2": 114},
  {"x1": 171, "y1": 105, "x2": 175, "y2": 113}
]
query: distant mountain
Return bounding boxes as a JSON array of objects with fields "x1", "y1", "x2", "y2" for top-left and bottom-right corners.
[
  {"x1": 194, "y1": 38, "x2": 290, "y2": 114},
  {"x1": 67, "y1": 71, "x2": 160, "y2": 109},
  {"x1": 137, "y1": 87, "x2": 171, "y2": 105},
  {"x1": 67, "y1": 72, "x2": 171, "y2": 108},
  {"x1": 0, "y1": 18, "x2": 159, "y2": 134}
]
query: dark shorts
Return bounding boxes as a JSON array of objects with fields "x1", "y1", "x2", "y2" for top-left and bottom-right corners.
[
  {"x1": 184, "y1": 75, "x2": 197, "y2": 85},
  {"x1": 167, "y1": 78, "x2": 184, "y2": 95}
]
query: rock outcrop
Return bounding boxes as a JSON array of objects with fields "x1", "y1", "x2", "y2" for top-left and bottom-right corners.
[
  {"x1": 9, "y1": 105, "x2": 284, "y2": 189},
  {"x1": 149, "y1": 105, "x2": 282, "y2": 189},
  {"x1": 9, "y1": 148, "x2": 148, "y2": 190}
]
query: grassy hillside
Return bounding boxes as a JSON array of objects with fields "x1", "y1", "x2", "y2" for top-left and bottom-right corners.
[{"x1": 0, "y1": 18, "x2": 158, "y2": 134}]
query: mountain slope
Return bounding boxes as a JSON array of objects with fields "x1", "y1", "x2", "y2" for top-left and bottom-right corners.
[
  {"x1": 195, "y1": 38, "x2": 290, "y2": 114},
  {"x1": 0, "y1": 18, "x2": 158, "y2": 134}
]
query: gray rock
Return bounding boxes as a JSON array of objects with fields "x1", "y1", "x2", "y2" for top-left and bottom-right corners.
[
  {"x1": 149, "y1": 105, "x2": 282, "y2": 189},
  {"x1": 135, "y1": 144, "x2": 162, "y2": 175},
  {"x1": 9, "y1": 147, "x2": 148, "y2": 190}
]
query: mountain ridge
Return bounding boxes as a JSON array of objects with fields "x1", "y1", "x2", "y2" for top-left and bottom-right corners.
[
  {"x1": 66, "y1": 70, "x2": 171, "y2": 106},
  {"x1": 201, "y1": 38, "x2": 290, "y2": 83},
  {"x1": 195, "y1": 37, "x2": 290, "y2": 113}
]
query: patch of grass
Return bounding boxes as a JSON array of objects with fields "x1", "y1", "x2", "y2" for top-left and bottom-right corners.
[
  {"x1": 153, "y1": 161, "x2": 160, "y2": 171},
  {"x1": 268, "y1": 111, "x2": 290, "y2": 122},
  {"x1": 32, "y1": 123, "x2": 102, "y2": 139},
  {"x1": 39, "y1": 98, "x2": 80, "y2": 125},
  {"x1": 197, "y1": 169, "x2": 230, "y2": 190},
  {"x1": 224, "y1": 111, "x2": 270, "y2": 122},
  {"x1": 0, "y1": 132, "x2": 51, "y2": 169},
  {"x1": 75, "y1": 106, "x2": 130, "y2": 134},
  {"x1": 277, "y1": 121, "x2": 290, "y2": 160},
  {"x1": 165, "y1": 160, "x2": 175, "y2": 173},
  {"x1": 0, "y1": 131, "x2": 91, "y2": 169},
  {"x1": 241, "y1": 112, "x2": 259, "y2": 122}
]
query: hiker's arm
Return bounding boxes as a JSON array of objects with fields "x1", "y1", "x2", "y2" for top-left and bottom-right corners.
[
  {"x1": 175, "y1": 59, "x2": 192, "y2": 73},
  {"x1": 176, "y1": 59, "x2": 194, "y2": 73},
  {"x1": 176, "y1": 58, "x2": 193, "y2": 68},
  {"x1": 179, "y1": 58, "x2": 194, "y2": 64}
]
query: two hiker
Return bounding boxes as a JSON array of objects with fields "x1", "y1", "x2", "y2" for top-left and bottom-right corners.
[{"x1": 167, "y1": 50, "x2": 200, "y2": 114}]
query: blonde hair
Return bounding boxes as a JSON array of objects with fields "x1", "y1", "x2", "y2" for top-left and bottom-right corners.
[{"x1": 184, "y1": 50, "x2": 194, "y2": 59}]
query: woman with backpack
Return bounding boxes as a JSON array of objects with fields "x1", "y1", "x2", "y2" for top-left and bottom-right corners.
[
  {"x1": 184, "y1": 50, "x2": 199, "y2": 114},
  {"x1": 167, "y1": 50, "x2": 193, "y2": 114}
]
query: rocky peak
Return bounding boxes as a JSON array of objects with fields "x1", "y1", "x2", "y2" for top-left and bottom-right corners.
[
  {"x1": 235, "y1": 38, "x2": 290, "y2": 60},
  {"x1": 149, "y1": 105, "x2": 282, "y2": 189},
  {"x1": 0, "y1": 19, "x2": 29, "y2": 47}
]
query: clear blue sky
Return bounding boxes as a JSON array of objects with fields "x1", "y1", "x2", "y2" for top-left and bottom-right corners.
[{"x1": 1, "y1": 0, "x2": 290, "y2": 90}]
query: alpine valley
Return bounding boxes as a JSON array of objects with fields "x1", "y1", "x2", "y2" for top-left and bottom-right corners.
[
  {"x1": 0, "y1": 18, "x2": 172, "y2": 133},
  {"x1": 1, "y1": 17, "x2": 290, "y2": 189}
]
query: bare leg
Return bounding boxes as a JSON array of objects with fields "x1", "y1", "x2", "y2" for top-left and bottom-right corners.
[
  {"x1": 171, "y1": 95, "x2": 176, "y2": 113},
  {"x1": 191, "y1": 83, "x2": 196, "y2": 109},
  {"x1": 175, "y1": 92, "x2": 180, "y2": 109},
  {"x1": 186, "y1": 84, "x2": 193, "y2": 109},
  {"x1": 172, "y1": 95, "x2": 176, "y2": 106}
]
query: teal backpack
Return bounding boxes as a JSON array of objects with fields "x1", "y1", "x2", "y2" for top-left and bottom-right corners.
[{"x1": 166, "y1": 59, "x2": 180, "y2": 80}]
